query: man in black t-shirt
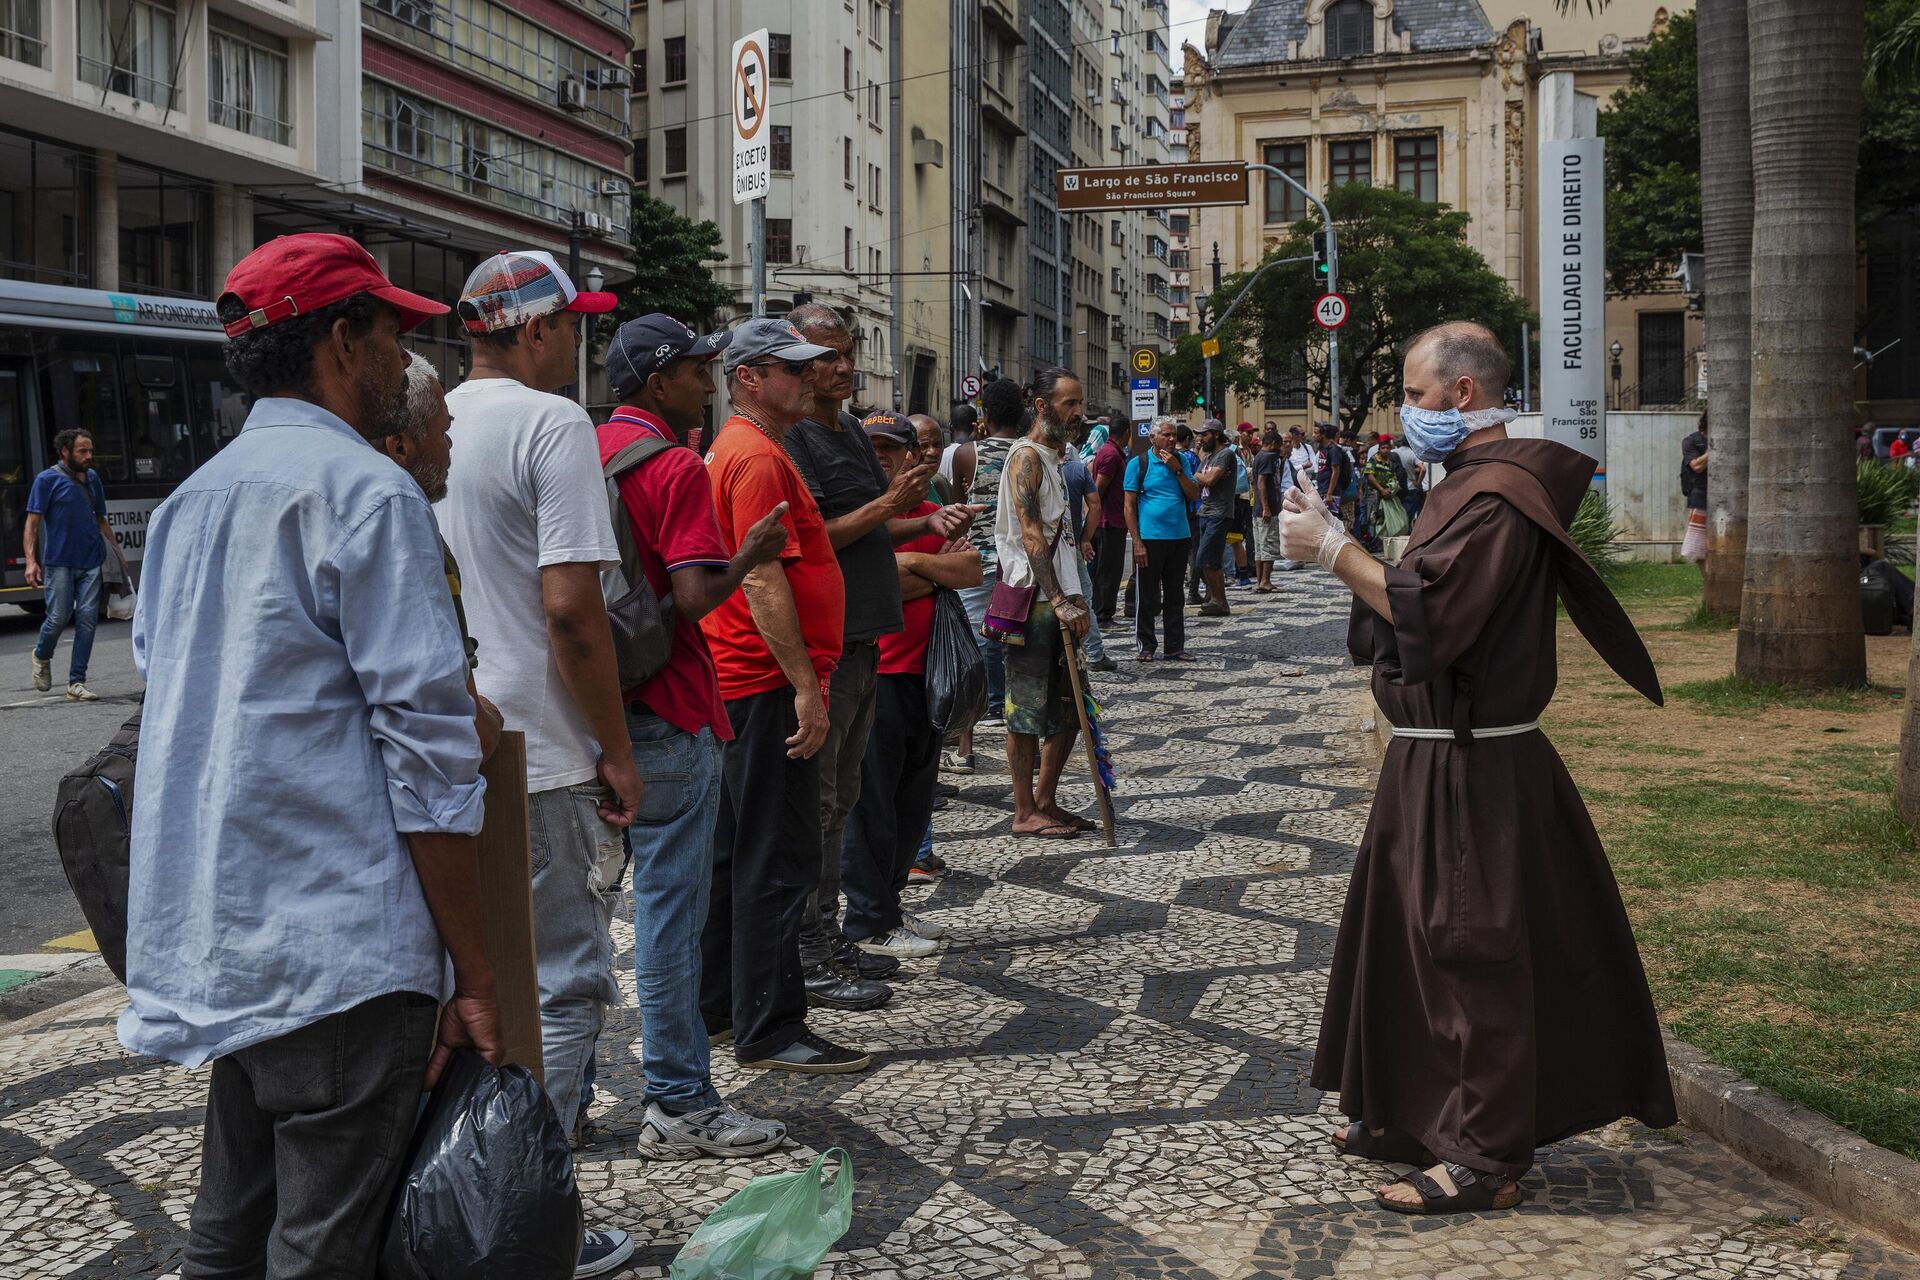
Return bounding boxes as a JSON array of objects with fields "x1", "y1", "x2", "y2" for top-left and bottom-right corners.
[{"x1": 1193, "y1": 421, "x2": 1239, "y2": 616}]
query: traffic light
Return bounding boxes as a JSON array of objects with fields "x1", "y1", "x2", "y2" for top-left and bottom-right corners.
[
  {"x1": 1193, "y1": 390, "x2": 1206, "y2": 408},
  {"x1": 1311, "y1": 231, "x2": 1331, "y2": 280}
]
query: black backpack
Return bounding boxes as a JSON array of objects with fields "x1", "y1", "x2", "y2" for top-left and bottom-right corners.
[
  {"x1": 52, "y1": 707, "x2": 142, "y2": 983},
  {"x1": 602, "y1": 437, "x2": 679, "y2": 688}
]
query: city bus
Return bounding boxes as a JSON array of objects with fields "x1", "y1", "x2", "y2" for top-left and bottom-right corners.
[{"x1": 0, "y1": 280, "x2": 247, "y2": 613}]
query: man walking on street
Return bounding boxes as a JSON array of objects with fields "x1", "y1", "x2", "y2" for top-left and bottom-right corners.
[
  {"x1": 1125, "y1": 419, "x2": 1199, "y2": 661},
  {"x1": 700, "y1": 318, "x2": 876, "y2": 1074},
  {"x1": 434, "y1": 249, "x2": 636, "y2": 1276},
  {"x1": 1249, "y1": 428, "x2": 1287, "y2": 591},
  {"x1": 1192, "y1": 420, "x2": 1238, "y2": 618},
  {"x1": 596, "y1": 313, "x2": 793, "y2": 1157},
  {"x1": 123, "y1": 234, "x2": 503, "y2": 1277},
  {"x1": 24, "y1": 429, "x2": 118, "y2": 700},
  {"x1": 999, "y1": 370, "x2": 1096, "y2": 838}
]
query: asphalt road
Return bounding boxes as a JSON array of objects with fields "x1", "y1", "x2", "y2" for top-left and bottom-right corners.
[{"x1": 0, "y1": 603, "x2": 144, "y2": 956}]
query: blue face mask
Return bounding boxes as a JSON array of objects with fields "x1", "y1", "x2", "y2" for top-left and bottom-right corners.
[{"x1": 1399, "y1": 403, "x2": 1517, "y2": 463}]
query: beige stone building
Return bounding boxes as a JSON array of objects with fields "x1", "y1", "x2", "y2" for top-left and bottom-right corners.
[{"x1": 1185, "y1": 0, "x2": 1700, "y2": 435}]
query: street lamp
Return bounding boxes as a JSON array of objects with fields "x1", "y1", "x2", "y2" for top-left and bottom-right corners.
[
  {"x1": 579, "y1": 265, "x2": 605, "y2": 410},
  {"x1": 1609, "y1": 339, "x2": 1624, "y2": 411}
]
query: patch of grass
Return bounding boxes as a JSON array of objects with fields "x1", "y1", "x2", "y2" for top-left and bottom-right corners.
[
  {"x1": 1605, "y1": 560, "x2": 1705, "y2": 605},
  {"x1": 1668, "y1": 676, "x2": 1902, "y2": 716}
]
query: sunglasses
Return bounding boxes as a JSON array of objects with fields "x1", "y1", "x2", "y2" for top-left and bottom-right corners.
[{"x1": 749, "y1": 359, "x2": 813, "y2": 377}]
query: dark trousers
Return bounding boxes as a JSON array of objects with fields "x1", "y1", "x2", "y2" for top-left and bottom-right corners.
[
  {"x1": 841, "y1": 674, "x2": 941, "y2": 942},
  {"x1": 1185, "y1": 509, "x2": 1205, "y2": 599},
  {"x1": 1092, "y1": 525, "x2": 1128, "y2": 621},
  {"x1": 184, "y1": 992, "x2": 438, "y2": 1279},
  {"x1": 704, "y1": 686, "x2": 817, "y2": 1062},
  {"x1": 1136, "y1": 537, "x2": 1190, "y2": 656}
]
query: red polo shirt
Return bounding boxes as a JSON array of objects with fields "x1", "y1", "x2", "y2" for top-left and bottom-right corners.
[
  {"x1": 878, "y1": 501, "x2": 947, "y2": 676},
  {"x1": 597, "y1": 408, "x2": 735, "y2": 740}
]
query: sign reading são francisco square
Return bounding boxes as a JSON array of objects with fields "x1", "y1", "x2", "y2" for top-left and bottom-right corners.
[{"x1": 1055, "y1": 163, "x2": 1250, "y2": 212}]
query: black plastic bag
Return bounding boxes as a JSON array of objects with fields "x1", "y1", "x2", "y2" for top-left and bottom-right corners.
[
  {"x1": 925, "y1": 588, "x2": 988, "y2": 736},
  {"x1": 379, "y1": 1050, "x2": 583, "y2": 1280}
]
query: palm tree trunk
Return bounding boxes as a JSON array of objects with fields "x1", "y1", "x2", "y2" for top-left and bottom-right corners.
[
  {"x1": 1899, "y1": 625, "x2": 1920, "y2": 824},
  {"x1": 1735, "y1": 0, "x2": 1866, "y2": 685},
  {"x1": 1696, "y1": 0, "x2": 1751, "y2": 620}
]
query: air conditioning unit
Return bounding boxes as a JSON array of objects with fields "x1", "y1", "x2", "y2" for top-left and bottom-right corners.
[
  {"x1": 575, "y1": 210, "x2": 619, "y2": 235},
  {"x1": 599, "y1": 176, "x2": 629, "y2": 195},
  {"x1": 558, "y1": 78, "x2": 587, "y2": 111}
]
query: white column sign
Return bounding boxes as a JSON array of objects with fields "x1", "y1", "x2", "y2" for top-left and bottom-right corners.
[
  {"x1": 731, "y1": 29, "x2": 771, "y2": 205},
  {"x1": 1539, "y1": 135, "x2": 1606, "y2": 466}
]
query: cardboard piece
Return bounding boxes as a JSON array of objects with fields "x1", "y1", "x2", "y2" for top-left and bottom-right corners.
[{"x1": 475, "y1": 730, "x2": 544, "y2": 1085}]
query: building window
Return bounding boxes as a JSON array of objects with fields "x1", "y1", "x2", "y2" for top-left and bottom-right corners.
[
  {"x1": 843, "y1": 137, "x2": 853, "y2": 184},
  {"x1": 633, "y1": 136, "x2": 648, "y2": 185},
  {"x1": 1328, "y1": 139, "x2": 1371, "y2": 189},
  {"x1": 631, "y1": 47, "x2": 645, "y2": 93},
  {"x1": 1395, "y1": 134, "x2": 1438, "y2": 202},
  {"x1": 78, "y1": 0, "x2": 178, "y2": 108},
  {"x1": 1326, "y1": 0, "x2": 1373, "y2": 58},
  {"x1": 771, "y1": 124, "x2": 792, "y2": 171},
  {"x1": 663, "y1": 36, "x2": 686, "y2": 84},
  {"x1": 844, "y1": 227, "x2": 854, "y2": 270},
  {"x1": 1262, "y1": 142, "x2": 1307, "y2": 224},
  {"x1": 208, "y1": 14, "x2": 291, "y2": 145},
  {"x1": 0, "y1": 0, "x2": 46, "y2": 67},
  {"x1": 0, "y1": 134, "x2": 95, "y2": 286},
  {"x1": 664, "y1": 126, "x2": 687, "y2": 176},
  {"x1": 767, "y1": 218, "x2": 793, "y2": 264},
  {"x1": 1264, "y1": 353, "x2": 1308, "y2": 409},
  {"x1": 843, "y1": 48, "x2": 852, "y2": 93},
  {"x1": 769, "y1": 32, "x2": 792, "y2": 79},
  {"x1": 870, "y1": 81, "x2": 881, "y2": 121},
  {"x1": 869, "y1": 163, "x2": 881, "y2": 208},
  {"x1": 116, "y1": 160, "x2": 209, "y2": 298}
]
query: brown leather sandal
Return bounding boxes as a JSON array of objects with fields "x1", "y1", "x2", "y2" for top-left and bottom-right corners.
[{"x1": 1376, "y1": 1162, "x2": 1523, "y2": 1215}]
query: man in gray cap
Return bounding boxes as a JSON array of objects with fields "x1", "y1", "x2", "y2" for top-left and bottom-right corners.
[{"x1": 698, "y1": 317, "x2": 882, "y2": 1075}]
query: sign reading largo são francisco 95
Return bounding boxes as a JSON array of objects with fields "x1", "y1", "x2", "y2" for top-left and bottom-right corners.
[{"x1": 1539, "y1": 136, "x2": 1606, "y2": 466}]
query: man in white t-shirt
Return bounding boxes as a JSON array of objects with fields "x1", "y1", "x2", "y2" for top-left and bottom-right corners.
[{"x1": 435, "y1": 250, "x2": 633, "y2": 1279}]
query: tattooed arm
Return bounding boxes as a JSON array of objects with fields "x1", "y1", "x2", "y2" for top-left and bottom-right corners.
[{"x1": 1007, "y1": 445, "x2": 1089, "y2": 639}]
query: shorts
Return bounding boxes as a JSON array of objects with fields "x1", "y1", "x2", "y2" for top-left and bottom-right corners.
[
  {"x1": 1194, "y1": 513, "x2": 1231, "y2": 568},
  {"x1": 1004, "y1": 598, "x2": 1075, "y2": 740},
  {"x1": 1253, "y1": 516, "x2": 1284, "y2": 561}
]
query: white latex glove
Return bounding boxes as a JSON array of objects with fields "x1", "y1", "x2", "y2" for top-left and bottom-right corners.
[{"x1": 1281, "y1": 479, "x2": 1354, "y2": 573}]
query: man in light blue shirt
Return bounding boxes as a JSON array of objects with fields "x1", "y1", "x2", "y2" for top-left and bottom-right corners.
[{"x1": 121, "y1": 234, "x2": 502, "y2": 1278}]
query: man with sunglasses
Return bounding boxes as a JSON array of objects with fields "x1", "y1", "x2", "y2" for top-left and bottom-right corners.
[{"x1": 699, "y1": 318, "x2": 874, "y2": 1075}]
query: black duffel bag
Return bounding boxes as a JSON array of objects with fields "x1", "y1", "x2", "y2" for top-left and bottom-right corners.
[
  {"x1": 925, "y1": 588, "x2": 988, "y2": 736},
  {"x1": 51, "y1": 707, "x2": 142, "y2": 982}
]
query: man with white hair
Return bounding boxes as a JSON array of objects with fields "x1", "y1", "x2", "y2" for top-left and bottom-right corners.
[{"x1": 1282, "y1": 320, "x2": 1675, "y2": 1217}]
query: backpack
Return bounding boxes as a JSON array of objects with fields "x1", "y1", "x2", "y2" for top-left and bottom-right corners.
[
  {"x1": 52, "y1": 707, "x2": 142, "y2": 983},
  {"x1": 601, "y1": 436, "x2": 679, "y2": 689}
]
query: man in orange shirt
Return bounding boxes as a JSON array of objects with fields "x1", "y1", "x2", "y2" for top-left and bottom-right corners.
[{"x1": 699, "y1": 318, "x2": 878, "y2": 1075}]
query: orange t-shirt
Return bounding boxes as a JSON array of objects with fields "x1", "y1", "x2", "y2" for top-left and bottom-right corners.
[{"x1": 701, "y1": 417, "x2": 846, "y2": 701}]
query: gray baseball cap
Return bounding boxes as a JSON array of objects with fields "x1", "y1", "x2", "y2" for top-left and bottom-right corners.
[{"x1": 723, "y1": 317, "x2": 834, "y2": 374}]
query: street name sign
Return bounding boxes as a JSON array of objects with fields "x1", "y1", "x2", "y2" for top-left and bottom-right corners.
[
  {"x1": 1056, "y1": 163, "x2": 1250, "y2": 212},
  {"x1": 1313, "y1": 293, "x2": 1349, "y2": 330},
  {"x1": 731, "y1": 29, "x2": 771, "y2": 205}
]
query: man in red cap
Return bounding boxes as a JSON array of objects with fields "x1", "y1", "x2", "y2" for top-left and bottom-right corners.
[
  {"x1": 434, "y1": 250, "x2": 637, "y2": 1275},
  {"x1": 120, "y1": 233, "x2": 503, "y2": 1274}
]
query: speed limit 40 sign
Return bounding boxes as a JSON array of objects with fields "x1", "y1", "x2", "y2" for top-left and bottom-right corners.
[{"x1": 1313, "y1": 293, "x2": 1349, "y2": 330}]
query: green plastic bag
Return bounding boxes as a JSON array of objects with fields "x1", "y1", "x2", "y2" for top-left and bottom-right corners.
[
  {"x1": 1377, "y1": 496, "x2": 1411, "y2": 539},
  {"x1": 670, "y1": 1148, "x2": 853, "y2": 1280}
]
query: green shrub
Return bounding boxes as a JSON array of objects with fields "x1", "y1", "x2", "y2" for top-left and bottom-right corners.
[
  {"x1": 1857, "y1": 459, "x2": 1919, "y2": 527},
  {"x1": 1571, "y1": 489, "x2": 1624, "y2": 575}
]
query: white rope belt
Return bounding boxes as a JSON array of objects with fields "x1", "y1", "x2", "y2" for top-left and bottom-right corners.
[{"x1": 1382, "y1": 718, "x2": 1541, "y2": 741}]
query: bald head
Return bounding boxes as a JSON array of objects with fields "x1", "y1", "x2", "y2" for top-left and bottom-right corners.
[
  {"x1": 787, "y1": 302, "x2": 849, "y2": 343},
  {"x1": 909, "y1": 413, "x2": 944, "y2": 462},
  {"x1": 1404, "y1": 321, "x2": 1509, "y2": 412}
]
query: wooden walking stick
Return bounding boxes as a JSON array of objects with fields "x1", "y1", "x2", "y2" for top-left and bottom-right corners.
[{"x1": 1059, "y1": 615, "x2": 1117, "y2": 848}]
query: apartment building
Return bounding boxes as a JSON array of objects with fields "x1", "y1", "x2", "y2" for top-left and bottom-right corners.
[
  {"x1": 894, "y1": 0, "x2": 956, "y2": 415},
  {"x1": 1102, "y1": 0, "x2": 1174, "y2": 372}
]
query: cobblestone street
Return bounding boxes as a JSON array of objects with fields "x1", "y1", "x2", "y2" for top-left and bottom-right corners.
[{"x1": 2, "y1": 576, "x2": 1916, "y2": 1279}]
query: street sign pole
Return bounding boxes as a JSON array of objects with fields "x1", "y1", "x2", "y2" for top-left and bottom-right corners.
[{"x1": 751, "y1": 200, "x2": 766, "y2": 318}]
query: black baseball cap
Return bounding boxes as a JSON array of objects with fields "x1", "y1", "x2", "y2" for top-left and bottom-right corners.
[{"x1": 606, "y1": 313, "x2": 731, "y2": 400}]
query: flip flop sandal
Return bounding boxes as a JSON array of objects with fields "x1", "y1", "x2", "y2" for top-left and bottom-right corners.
[
  {"x1": 1057, "y1": 814, "x2": 1097, "y2": 832},
  {"x1": 1376, "y1": 1163, "x2": 1523, "y2": 1215},
  {"x1": 1168, "y1": 651, "x2": 1198, "y2": 662},
  {"x1": 1330, "y1": 1123, "x2": 1433, "y2": 1166},
  {"x1": 1012, "y1": 823, "x2": 1080, "y2": 840}
]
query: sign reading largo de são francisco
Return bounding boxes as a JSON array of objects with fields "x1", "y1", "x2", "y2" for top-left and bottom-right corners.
[{"x1": 1055, "y1": 163, "x2": 1250, "y2": 212}]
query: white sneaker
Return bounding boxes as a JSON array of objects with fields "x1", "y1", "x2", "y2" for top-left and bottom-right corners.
[
  {"x1": 574, "y1": 1228, "x2": 635, "y2": 1278},
  {"x1": 940, "y1": 749, "x2": 974, "y2": 775},
  {"x1": 901, "y1": 911, "x2": 948, "y2": 941},
  {"x1": 65, "y1": 682, "x2": 98, "y2": 702},
  {"x1": 854, "y1": 927, "x2": 938, "y2": 959},
  {"x1": 31, "y1": 656, "x2": 50, "y2": 692}
]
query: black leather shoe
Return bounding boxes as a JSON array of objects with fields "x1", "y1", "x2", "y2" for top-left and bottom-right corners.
[
  {"x1": 833, "y1": 940, "x2": 900, "y2": 981},
  {"x1": 804, "y1": 962, "x2": 892, "y2": 1010}
]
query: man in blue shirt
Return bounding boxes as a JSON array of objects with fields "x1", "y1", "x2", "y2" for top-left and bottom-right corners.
[
  {"x1": 1124, "y1": 419, "x2": 1199, "y2": 661},
  {"x1": 122, "y1": 234, "x2": 501, "y2": 1277},
  {"x1": 24, "y1": 428, "x2": 116, "y2": 700}
]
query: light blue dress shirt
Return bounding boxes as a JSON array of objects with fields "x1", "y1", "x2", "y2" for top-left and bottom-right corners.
[{"x1": 119, "y1": 397, "x2": 486, "y2": 1068}]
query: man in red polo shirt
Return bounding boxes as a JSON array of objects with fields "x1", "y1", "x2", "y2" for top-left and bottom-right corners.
[
  {"x1": 700, "y1": 318, "x2": 878, "y2": 1075},
  {"x1": 595, "y1": 313, "x2": 792, "y2": 1155}
]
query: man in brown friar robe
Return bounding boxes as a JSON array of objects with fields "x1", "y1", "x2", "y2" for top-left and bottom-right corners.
[{"x1": 1281, "y1": 321, "x2": 1676, "y2": 1215}]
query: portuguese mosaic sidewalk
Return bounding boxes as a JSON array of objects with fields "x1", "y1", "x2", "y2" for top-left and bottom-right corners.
[{"x1": 2, "y1": 574, "x2": 1917, "y2": 1279}]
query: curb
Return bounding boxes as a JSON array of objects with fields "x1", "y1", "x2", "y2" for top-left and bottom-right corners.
[
  {"x1": 1663, "y1": 1035, "x2": 1920, "y2": 1255},
  {"x1": 1356, "y1": 691, "x2": 1920, "y2": 1252}
]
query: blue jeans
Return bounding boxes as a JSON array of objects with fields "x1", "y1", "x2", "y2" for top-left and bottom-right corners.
[
  {"x1": 1074, "y1": 555, "x2": 1107, "y2": 663},
  {"x1": 36, "y1": 564, "x2": 101, "y2": 683},
  {"x1": 625, "y1": 711, "x2": 724, "y2": 1112},
  {"x1": 956, "y1": 576, "x2": 1005, "y2": 710}
]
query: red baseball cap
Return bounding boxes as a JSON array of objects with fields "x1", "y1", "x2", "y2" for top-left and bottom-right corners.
[{"x1": 219, "y1": 234, "x2": 449, "y2": 339}]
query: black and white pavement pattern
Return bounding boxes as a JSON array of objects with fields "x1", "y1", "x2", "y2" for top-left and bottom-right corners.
[{"x1": 1, "y1": 573, "x2": 1916, "y2": 1279}]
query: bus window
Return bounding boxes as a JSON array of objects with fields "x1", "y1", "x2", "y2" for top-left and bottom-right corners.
[
  {"x1": 0, "y1": 361, "x2": 29, "y2": 579},
  {"x1": 188, "y1": 350, "x2": 247, "y2": 462},
  {"x1": 39, "y1": 344, "x2": 128, "y2": 483},
  {"x1": 123, "y1": 348, "x2": 193, "y2": 483}
]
